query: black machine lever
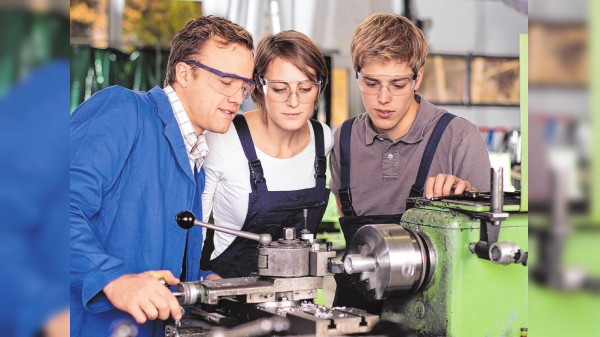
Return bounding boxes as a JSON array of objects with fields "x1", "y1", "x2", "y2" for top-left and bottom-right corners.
[{"x1": 176, "y1": 211, "x2": 273, "y2": 246}]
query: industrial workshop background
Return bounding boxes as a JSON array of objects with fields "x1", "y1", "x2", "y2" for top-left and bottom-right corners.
[{"x1": 67, "y1": 0, "x2": 598, "y2": 336}]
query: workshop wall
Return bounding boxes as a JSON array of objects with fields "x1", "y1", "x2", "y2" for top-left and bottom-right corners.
[
  {"x1": 296, "y1": 0, "x2": 527, "y2": 131},
  {"x1": 206, "y1": 0, "x2": 528, "y2": 130}
]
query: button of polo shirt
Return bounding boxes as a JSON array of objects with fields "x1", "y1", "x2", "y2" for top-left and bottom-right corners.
[{"x1": 387, "y1": 153, "x2": 394, "y2": 159}]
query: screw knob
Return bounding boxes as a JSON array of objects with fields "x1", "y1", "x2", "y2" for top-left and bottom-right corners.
[{"x1": 176, "y1": 211, "x2": 195, "y2": 229}]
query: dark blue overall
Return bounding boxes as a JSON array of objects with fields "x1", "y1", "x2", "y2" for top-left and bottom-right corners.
[
  {"x1": 205, "y1": 115, "x2": 330, "y2": 278},
  {"x1": 334, "y1": 113, "x2": 456, "y2": 314}
]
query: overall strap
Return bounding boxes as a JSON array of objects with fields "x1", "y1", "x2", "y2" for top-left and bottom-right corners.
[
  {"x1": 309, "y1": 119, "x2": 327, "y2": 188},
  {"x1": 338, "y1": 117, "x2": 357, "y2": 216},
  {"x1": 409, "y1": 113, "x2": 457, "y2": 198},
  {"x1": 233, "y1": 114, "x2": 267, "y2": 193}
]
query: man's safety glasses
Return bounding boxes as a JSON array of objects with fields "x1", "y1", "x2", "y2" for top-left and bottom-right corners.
[
  {"x1": 185, "y1": 61, "x2": 256, "y2": 100},
  {"x1": 356, "y1": 71, "x2": 417, "y2": 96},
  {"x1": 259, "y1": 77, "x2": 322, "y2": 104}
]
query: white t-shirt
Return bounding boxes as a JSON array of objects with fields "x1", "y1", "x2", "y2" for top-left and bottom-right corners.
[{"x1": 201, "y1": 118, "x2": 334, "y2": 259}]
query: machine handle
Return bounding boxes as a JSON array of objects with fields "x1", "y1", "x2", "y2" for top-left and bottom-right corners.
[
  {"x1": 176, "y1": 211, "x2": 272, "y2": 246},
  {"x1": 159, "y1": 278, "x2": 183, "y2": 297}
]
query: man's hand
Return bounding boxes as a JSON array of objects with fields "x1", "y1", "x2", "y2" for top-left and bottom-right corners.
[
  {"x1": 43, "y1": 307, "x2": 70, "y2": 337},
  {"x1": 425, "y1": 174, "x2": 476, "y2": 199},
  {"x1": 103, "y1": 270, "x2": 181, "y2": 324}
]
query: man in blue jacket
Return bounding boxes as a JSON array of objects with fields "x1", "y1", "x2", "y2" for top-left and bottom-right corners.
[{"x1": 70, "y1": 16, "x2": 255, "y2": 336}]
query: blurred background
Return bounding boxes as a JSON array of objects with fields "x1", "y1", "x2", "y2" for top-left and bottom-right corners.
[
  {"x1": 0, "y1": 0, "x2": 598, "y2": 336},
  {"x1": 0, "y1": 0, "x2": 69, "y2": 336},
  {"x1": 528, "y1": 0, "x2": 600, "y2": 336}
]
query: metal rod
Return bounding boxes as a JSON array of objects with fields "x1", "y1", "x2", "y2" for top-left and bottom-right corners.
[
  {"x1": 193, "y1": 218, "x2": 272, "y2": 246},
  {"x1": 344, "y1": 254, "x2": 376, "y2": 274},
  {"x1": 490, "y1": 167, "x2": 504, "y2": 214}
]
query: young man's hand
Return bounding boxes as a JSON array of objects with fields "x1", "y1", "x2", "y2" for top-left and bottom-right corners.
[
  {"x1": 425, "y1": 174, "x2": 476, "y2": 199},
  {"x1": 103, "y1": 270, "x2": 182, "y2": 324}
]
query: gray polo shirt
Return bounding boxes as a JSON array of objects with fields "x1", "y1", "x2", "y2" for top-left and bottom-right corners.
[{"x1": 329, "y1": 94, "x2": 491, "y2": 216}]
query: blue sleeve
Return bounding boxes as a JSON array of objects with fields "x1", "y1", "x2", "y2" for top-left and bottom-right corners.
[
  {"x1": 0, "y1": 61, "x2": 70, "y2": 337},
  {"x1": 70, "y1": 87, "x2": 139, "y2": 311},
  {"x1": 198, "y1": 269, "x2": 217, "y2": 280}
]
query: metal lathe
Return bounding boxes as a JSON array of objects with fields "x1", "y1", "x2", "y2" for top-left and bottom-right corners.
[{"x1": 165, "y1": 168, "x2": 527, "y2": 336}]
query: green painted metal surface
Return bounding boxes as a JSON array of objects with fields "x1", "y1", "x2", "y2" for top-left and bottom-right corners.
[
  {"x1": 520, "y1": 34, "x2": 528, "y2": 212},
  {"x1": 383, "y1": 201, "x2": 528, "y2": 336},
  {"x1": 592, "y1": 0, "x2": 600, "y2": 225}
]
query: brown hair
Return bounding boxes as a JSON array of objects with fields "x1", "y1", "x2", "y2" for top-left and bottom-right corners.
[
  {"x1": 251, "y1": 30, "x2": 328, "y2": 114},
  {"x1": 350, "y1": 13, "x2": 428, "y2": 73},
  {"x1": 164, "y1": 16, "x2": 254, "y2": 87}
]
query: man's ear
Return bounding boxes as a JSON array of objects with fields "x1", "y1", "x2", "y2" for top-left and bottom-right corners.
[
  {"x1": 175, "y1": 62, "x2": 190, "y2": 88},
  {"x1": 413, "y1": 67, "x2": 425, "y2": 91}
]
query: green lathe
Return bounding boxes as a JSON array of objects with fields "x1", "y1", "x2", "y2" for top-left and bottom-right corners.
[{"x1": 343, "y1": 168, "x2": 528, "y2": 336}]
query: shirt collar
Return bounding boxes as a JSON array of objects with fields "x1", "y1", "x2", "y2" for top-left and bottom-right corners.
[
  {"x1": 364, "y1": 94, "x2": 436, "y2": 145},
  {"x1": 163, "y1": 85, "x2": 209, "y2": 170}
]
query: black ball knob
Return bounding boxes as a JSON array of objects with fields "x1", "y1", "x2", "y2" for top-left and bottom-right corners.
[{"x1": 176, "y1": 211, "x2": 195, "y2": 229}]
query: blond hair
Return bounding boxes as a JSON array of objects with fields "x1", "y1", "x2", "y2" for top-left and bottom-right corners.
[{"x1": 350, "y1": 13, "x2": 428, "y2": 73}]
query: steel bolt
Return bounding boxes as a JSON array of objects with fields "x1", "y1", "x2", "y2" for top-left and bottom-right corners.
[{"x1": 283, "y1": 227, "x2": 296, "y2": 240}]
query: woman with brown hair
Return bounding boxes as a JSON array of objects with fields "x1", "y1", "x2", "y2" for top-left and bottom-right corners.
[{"x1": 201, "y1": 30, "x2": 332, "y2": 278}]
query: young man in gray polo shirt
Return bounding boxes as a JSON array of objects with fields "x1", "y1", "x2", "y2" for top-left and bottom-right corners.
[{"x1": 329, "y1": 13, "x2": 491, "y2": 314}]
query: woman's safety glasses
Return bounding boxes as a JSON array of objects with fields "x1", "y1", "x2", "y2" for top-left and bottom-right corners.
[{"x1": 259, "y1": 77, "x2": 322, "y2": 104}]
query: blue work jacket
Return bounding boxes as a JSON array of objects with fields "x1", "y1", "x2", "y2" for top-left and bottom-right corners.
[
  {"x1": 70, "y1": 86, "x2": 210, "y2": 337},
  {"x1": 0, "y1": 62, "x2": 69, "y2": 337}
]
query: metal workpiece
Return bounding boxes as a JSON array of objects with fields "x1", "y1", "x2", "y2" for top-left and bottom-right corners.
[
  {"x1": 345, "y1": 224, "x2": 435, "y2": 300},
  {"x1": 257, "y1": 240, "x2": 310, "y2": 277},
  {"x1": 344, "y1": 254, "x2": 376, "y2": 274},
  {"x1": 175, "y1": 211, "x2": 272, "y2": 246},
  {"x1": 181, "y1": 276, "x2": 323, "y2": 305}
]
